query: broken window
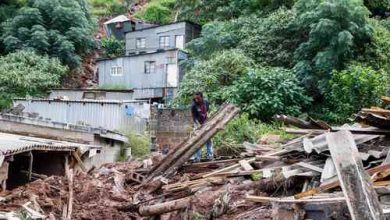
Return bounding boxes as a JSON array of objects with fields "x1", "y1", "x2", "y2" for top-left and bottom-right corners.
[
  {"x1": 111, "y1": 66, "x2": 123, "y2": 76},
  {"x1": 136, "y1": 38, "x2": 146, "y2": 48},
  {"x1": 145, "y1": 61, "x2": 156, "y2": 74},
  {"x1": 159, "y1": 36, "x2": 170, "y2": 48}
]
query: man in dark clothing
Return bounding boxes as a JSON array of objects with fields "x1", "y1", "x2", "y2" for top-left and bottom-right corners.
[{"x1": 191, "y1": 92, "x2": 213, "y2": 162}]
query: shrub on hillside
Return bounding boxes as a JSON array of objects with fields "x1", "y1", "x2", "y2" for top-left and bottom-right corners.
[
  {"x1": 0, "y1": 50, "x2": 67, "y2": 108},
  {"x1": 175, "y1": 49, "x2": 254, "y2": 105},
  {"x1": 318, "y1": 64, "x2": 388, "y2": 123},
  {"x1": 225, "y1": 67, "x2": 312, "y2": 121},
  {"x1": 100, "y1": 37, "x2": 124, "y2": 58}
]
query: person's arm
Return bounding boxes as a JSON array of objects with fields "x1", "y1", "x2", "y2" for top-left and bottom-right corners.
[{"x1": 191, "y1": 103, "x2": 198, "y2": 124}]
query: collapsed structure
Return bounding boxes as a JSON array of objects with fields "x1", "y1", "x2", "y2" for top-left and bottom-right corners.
[{"x1": 2, "y1": 100, "x2": 390, "y2": 219}]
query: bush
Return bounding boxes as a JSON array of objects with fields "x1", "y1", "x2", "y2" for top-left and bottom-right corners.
[
  {"x1": 134, "y1": 0, "x2": 175, "y2": 24},
  {"x1": 126, "y1": 133, "x2": 150, "y2": 159},
  {"x1": 0, "y1": 50, "x2": 67, "y2": 108},
  {"x1": 213, "y1": 113, "x2": 290, "y2": 154},
  {"x1": 318, "y1": 64, "x2": 388, "y2": 123},
  {"x1": 1, "y1": 0, "x2": 96, "y2": 69},
  {"x1": 100, "y1": 37, "x2": 124, "y2": 58},
  {"x1": 225, "y1": 67, "x2": 312, "y2": 121},
  {"x1": 175, "y1": 49, "x2": 254, "y2": 105}
]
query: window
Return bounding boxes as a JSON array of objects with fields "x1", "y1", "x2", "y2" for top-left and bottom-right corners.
[
  {"x1": 175, "y1": 35, "x2": 184, "y2": 49},
  {"x1": 111, "y1": 66, "x2": 123, "y2": 76},
  {"x1": 145, "y1": 61, "x2": 156, "y2": 74},
  {"x1": 159, "y1": 36, "x2": 170, "y2": 48},
  {"x1": 136, "y1": 38, "x2": 146, "y2": 48},
  {"x1": 166, "y1": 57, "x2": 176, "y2": 64}
]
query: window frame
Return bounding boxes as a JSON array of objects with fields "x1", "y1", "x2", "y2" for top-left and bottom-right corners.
[
  {"x1": 136, "y1": 38, "x2": 146, "y2": 49},
  {"x1": 110, "y1": 66, "x2": 123, "y2": 76},
  {"x1": 159, "y1": 36, "x2": 170, "y2": 48},
  {"x1": 144, "y1": 61, "x2": 156, "y2": 74}
]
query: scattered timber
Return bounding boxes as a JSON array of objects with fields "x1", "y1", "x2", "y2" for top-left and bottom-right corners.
[{"x1": 327, "y1": 131, "x2": 384, "y2": 220}]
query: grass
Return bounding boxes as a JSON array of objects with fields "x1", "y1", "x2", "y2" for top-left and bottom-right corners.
[
  {"x1": 213, "y1": 113, "x2": 292, "y2": 155},
  {"x1": 126, "y1": 133, "x2": 150, "y2": 159},
  {"x1": 98, "y1": 84, "x2": 128, "y2": 90}
]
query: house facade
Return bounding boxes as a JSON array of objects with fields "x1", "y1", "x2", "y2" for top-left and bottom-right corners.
[{"x1": 97, "y1": 21, "x2": 200, "y2": 101}]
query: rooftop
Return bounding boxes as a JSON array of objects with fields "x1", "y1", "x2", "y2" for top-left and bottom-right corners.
[
  {"x1": 123, "y1": 20, "x2": 200, "y2": 34},
  {"x1": 0, "y1": 132, "x2": 99, "y2": 157},
  {"x1": 104, "y1": 15, "x2": 130, "y2": 25}
]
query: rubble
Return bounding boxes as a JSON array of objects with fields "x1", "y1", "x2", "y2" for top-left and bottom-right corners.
[{"x1": 4, "y1": 99, "x2": 390, "y2": 219}]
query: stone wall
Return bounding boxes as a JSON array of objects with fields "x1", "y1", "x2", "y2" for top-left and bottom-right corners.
[{"x1": 150, "y1": 107, "x2": 193, "y2": 153}]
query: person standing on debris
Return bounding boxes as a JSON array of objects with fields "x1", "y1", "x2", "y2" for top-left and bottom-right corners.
[{"x1": 191, "y1": 92, "x2": 213, "y2": 162}]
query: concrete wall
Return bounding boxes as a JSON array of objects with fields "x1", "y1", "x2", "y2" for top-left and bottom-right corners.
[
  {"x1": 13, "y1": 99, "x2": 150, "y2": 134},
  {"x1": 98, "y1": 50, "x2": 182, "y2": 90},
  {"x1": 125, "y1": 22, "x2": 200, "y2": 54},
  {"x1": 49, "y1": 89, "x2": 134, "y2": 101},
  {"x1": 149, "y1": 107, "x2": 192, "y2": 152}
]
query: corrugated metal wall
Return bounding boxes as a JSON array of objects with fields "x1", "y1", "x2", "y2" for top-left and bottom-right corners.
[
  {"x1": 14, "y1": 100, "x2": 150, "y2": 134},
  {"x1": 49, "y1": 90, "x2": 134, "y2": 100}
]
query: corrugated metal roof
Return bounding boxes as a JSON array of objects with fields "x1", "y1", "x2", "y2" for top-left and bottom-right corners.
[
  {"x1": 104, "y1": 15, "x2": 130, "y2": 25},
  {"x1": 0, "y1": 132, "x2": 99, "y2": 156}
]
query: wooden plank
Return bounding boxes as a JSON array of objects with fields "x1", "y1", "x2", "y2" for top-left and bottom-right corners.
[
  {"x1": 381, "y1": 96, "x2": 390, "y2": 105},
  {"x1": 245, "y1": 195, "x2": 346, "y2": 203},
  {"x1": 139, "y1": 197, "x2": 191, "y2": 216},
  {"x1": 295, "y1": 163, "x2": 390, "y2": 199},
  {"x1": 295, "y1": 162, "x2": 323, "y2": 173},
  {"x1": 361, "y1": 108, "x2": 390, "y2": 116},
  {"x1": 327, "y1": 131, "x2": 384, "y2": 220},
  {"x1": 331, "y1": 127, "x2": 390, "y2": 135},
  {"x1": 255, "y1": 155, "x2": 281, "y2": 162},
  {"x1": 239, "y1": 160, "x2": 254, "y2": 171},
  {"x1": 71, "y1": 151, "x2": 86, "y2": 172}
]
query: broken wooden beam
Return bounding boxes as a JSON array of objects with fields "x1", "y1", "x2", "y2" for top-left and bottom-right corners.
[
  {"x1": 246, "y1": 195, "x2": 346, "y2": 203},
  {"x1": 139, "y1": 197, "x2": 191, "y2": 216},
  {"x1": 146, "y1": 104, "x2": 240, "y2": 181},
  {"x1": 239, "y1": 159, "x2": 254, "y2": 171},
  {"x1": 327, "y1": 131, "x2": 384, "y2": 220}
]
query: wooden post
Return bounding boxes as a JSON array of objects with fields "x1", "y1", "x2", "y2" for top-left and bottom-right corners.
[
  {"x1": 28, "y1": 151, "x2": 33, "y2": 181},
  {"x1": 139, "y1": 197, "x2": 191, "y2": 216},
  {"x1": 327, "y1": 131, "x2": 384, "y2": 220}
]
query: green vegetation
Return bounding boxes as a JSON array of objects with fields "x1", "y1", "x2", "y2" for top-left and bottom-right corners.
[
  {"x1": 174, "y1": 0, "x2": 390, "y2": 125},
  {"x1": 100, "y1": 37, "x2": 125, "y2": 58},
  {"x1": 134, "y1": 0, "x2": 176, "y2": 24},
  {"x1": 98, "y1": 84, "x2": 128, "y2": 90},
  {"x1": 225, "y1": 67, "x2": 312, "y2": 121},
  {"x1": 1, "y1": 0, "x2": 96, "y2": 69},
  {"x1": 126, "y1": 133, "x2": 150, "y2": 159},
  {"x1": 0, "y1": 50, "x2": 67, "y2": 108},
  {"x1": 87, "y1": 0, "x2": 133, "y2": 17},
  {"x1": 213, "y1": 114, "x2": 291, "y2": 153}
]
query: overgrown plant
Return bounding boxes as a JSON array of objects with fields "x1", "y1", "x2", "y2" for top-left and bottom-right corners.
[
  {"x1": 225, "y1": 67, "x2": 312, "y2": 121},
  {"x1": 0, "y1": 50, "x2": 67, "y2": 108},
  {"x1": 315, "y1": 64, "x2": 388, "y2": 123},
  {"x1": 100, "y1": 37, "x2": 125, "y2": 58},
  {"x1": 1, "y1": 0, "x2": 96, "y2": 69},
  {"x1": 126, "y1": 133, "x2": 150, "y2": 159},
  {"x1": 134, "y1": 0, "x2": 176, "y2": 24}
]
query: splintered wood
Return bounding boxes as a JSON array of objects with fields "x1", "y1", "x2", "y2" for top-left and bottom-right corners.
[
  {"x1": 146, "y1": 103, "x2": 240, "y2": 181},
  {"x1": 327, "y1": 131, "x2": 384, "y2": 220}
]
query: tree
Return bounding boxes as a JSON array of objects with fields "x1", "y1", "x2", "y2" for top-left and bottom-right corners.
[
  {"x1": 292, "y1": 0, "x2": 372, "y2": 96},
  {"x1": 238, "y1": 9, "x2": 300, "y2": 68},
  {"x1": 225, "y1": 67, "x2": 311, "y2": 121},
  {"x1": 319, "y1": 64, "x2": 388, "y2": 123},
  {"x1": 1, "y1": 0, "x2": 96, "y2": 69},
  {"x1": 0, "y1": 50, "x2": 67, "y2": 108},
  {"x1": 100, "y1": 37, "x2": 125, "y2": 58},
  {"x1": 134, "y1": 0, "x2": 176, "y2": 24},
  {"x1": 175, "y1": 49, "x2": 254, "y2": 105},
  {"x1": 185, "y1": 20, "x2": 243, "y2": 60}
]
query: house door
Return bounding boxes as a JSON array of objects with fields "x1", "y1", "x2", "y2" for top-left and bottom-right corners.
[
  {"x1": 166, "y1": 64, "x2": 178, "y2": 87},
  {"x1": 175, "y1": 35, "x2": 184, "y2": 49}
]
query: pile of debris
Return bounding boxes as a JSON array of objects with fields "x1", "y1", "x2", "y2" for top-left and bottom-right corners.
[{"x1": 3, "y1": 102, "x2": 390, "y2": 219}]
